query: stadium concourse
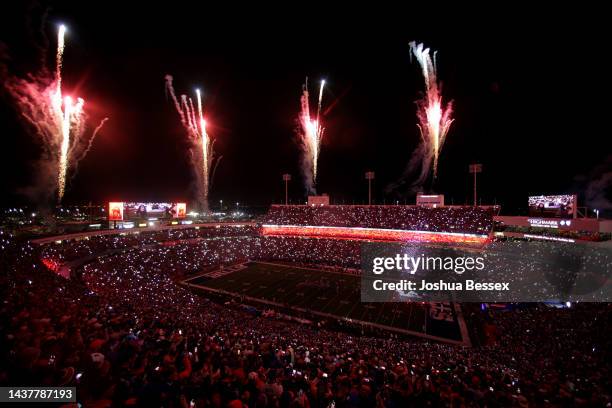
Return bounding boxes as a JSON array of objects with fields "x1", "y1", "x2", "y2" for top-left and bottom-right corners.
[{"x1": 1, "y1": 206, "x2": 610, "y2": 407}]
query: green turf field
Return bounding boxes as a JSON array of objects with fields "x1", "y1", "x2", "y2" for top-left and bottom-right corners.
[{"x1": 184, "y1": 261, "x2": 464, "y2": 342}]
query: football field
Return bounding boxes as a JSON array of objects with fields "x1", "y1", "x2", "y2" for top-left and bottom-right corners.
[{"x1": 183, "y1": 261, "x2": 466, "y2": 344}]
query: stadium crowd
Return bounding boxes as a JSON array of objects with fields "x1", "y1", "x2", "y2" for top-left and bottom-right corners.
[
  {"x1": 1, "y1": 222, "x2": 611, "y2": 407},
  {"x1": 264, "y1": 205, "x2": 495, "y2": 235},
  {"x1": 39, "y1": 225, "x2": 260, "y2": 264}
]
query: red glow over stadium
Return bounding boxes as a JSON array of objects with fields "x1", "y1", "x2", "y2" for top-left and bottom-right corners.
[{"x1": 261, "y1": 224, "x2": 490, "y2": 244}]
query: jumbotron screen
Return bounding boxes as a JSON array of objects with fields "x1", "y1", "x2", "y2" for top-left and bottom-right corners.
[
  {"x1": 108, "y1": 202, "x2": 186, "y2": 220},
  {"x1": 528, "y1": 195, "x2": 576, "y2": 218}
]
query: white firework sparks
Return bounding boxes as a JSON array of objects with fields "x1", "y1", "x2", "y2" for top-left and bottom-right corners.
[
  {"x1": 299, "y1": 78, "x2": 326, "y2": 194},
  {"x1": 165, "y1": 75, "x2": 214, "y2": 212}
]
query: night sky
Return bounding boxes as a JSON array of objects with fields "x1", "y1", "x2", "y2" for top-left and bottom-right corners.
[{"x1": 1, "y1": 2, "x2": 608, "y2": 214}]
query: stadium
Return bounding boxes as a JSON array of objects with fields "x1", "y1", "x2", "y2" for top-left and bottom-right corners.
[
  {"x1": 1, "y1": 202, "x2": 610, "y2": 406},
  {"x1": 1, "y1": 4, "x2": 610, "y2": 407}
]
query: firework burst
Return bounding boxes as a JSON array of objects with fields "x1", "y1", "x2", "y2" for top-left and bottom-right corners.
[
  {"x1": 3, "y1": 24, "x2": 107, "y2": 203},
  {"x1": 298, "y1": 78, "x2": 326, "y2": 194},
  {"x1": 409, "y1": 41, "x2": 453, "y2": 182},
  {"x1": 165, "y1": 75, "x2": 214, "y2": 213}
]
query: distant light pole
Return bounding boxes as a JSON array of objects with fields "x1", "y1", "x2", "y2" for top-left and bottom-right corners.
[
  {"x1": 365, "y1": 171, "x2": 375, "y2": 205},
  {"x1": 219, "y1": 199, "x2": 223, "y2": 211},
  {"x1": 282, "y1": 174, "x2": 291, "y2": 205},
  {"x1": 469, "y1": 164, "x2": 482, "y2": 207}
]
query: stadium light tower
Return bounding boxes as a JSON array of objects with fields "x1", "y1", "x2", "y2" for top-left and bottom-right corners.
[
  {"x1": 282, "y1": 174, "x2": 291, "y2": 205},
  {"x1": 469, "y1": 164, "x2": 482, "y2": 207},
  {"x1": 365, "y1": 171, "x2": 375, "y2": 206}
]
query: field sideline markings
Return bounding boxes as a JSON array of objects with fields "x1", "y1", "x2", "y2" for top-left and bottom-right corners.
[
  {"x1": 255, "y1": 261, "x2": 361, "y2": 277},
  {"x1": 180, "y1": 280, "x2": 467, "y2": 346},
  {"x1": 183, "y1": 262, "x2": 250, "y2": 282},
  {"x1": 180, "y1": 261, "x2": 469, "y2": 346}
]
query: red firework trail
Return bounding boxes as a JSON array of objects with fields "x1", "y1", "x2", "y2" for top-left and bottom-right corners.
[
  {"x1": 3, "y1": 24, "x2": 107, "y2": 202},
  {"x1": 409, "y1": 41, "x2": 454, "y2": 181}
]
